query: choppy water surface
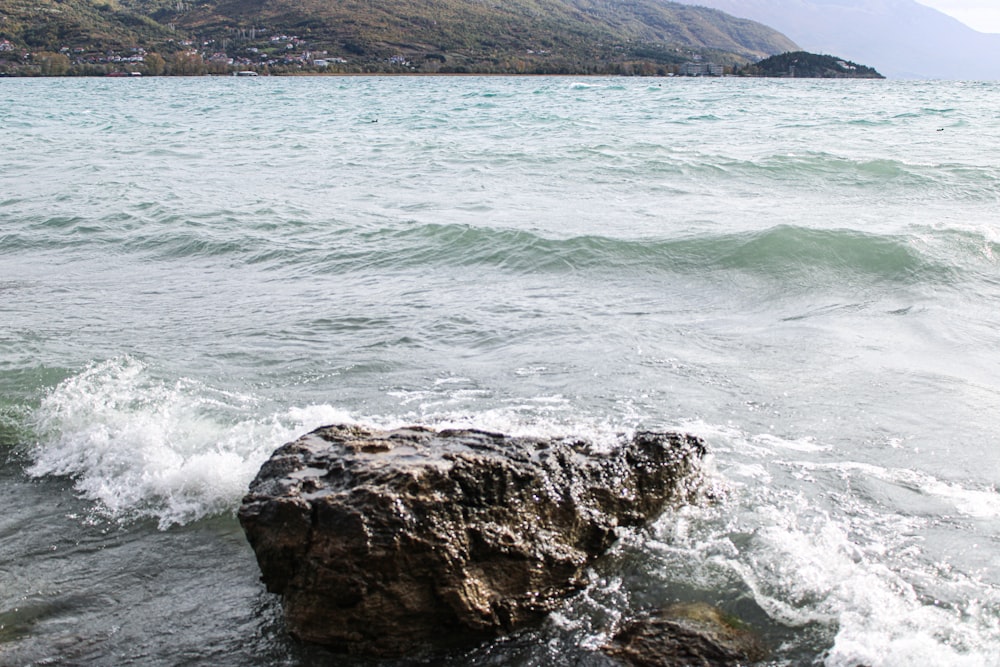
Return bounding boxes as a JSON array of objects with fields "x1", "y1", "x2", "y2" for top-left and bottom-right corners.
[{"x1": 2, "y1": 76, "x2": 1000, "y2": 666}]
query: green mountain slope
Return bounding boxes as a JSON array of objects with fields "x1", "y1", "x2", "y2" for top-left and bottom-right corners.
[
  {"x1": 0, "y1": 0, "x2": 173, "y2": 49},
  {"x1": 0, "y1": 0, "x2": 799, "y2": 74}
]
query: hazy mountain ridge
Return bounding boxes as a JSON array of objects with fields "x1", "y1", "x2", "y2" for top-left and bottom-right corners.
[
  {"x1": 670, "y1": 0, "x2": 1000, "y2": 79},
  {"x1": 0, "y1": 0, "x2": 798, "y2": 74}
]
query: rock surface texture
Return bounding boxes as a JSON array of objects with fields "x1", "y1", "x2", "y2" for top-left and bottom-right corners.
[
  {"x1": 602, "y1": 602, "x2": 768, "y2": 667},
  {"x1": 238, "y1": 424, "x2": 704, "y2": 656}
]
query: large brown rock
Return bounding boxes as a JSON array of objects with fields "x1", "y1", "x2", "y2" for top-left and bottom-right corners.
[{"x1": 238, "y1": 424, "x2": 704, "y2": 656}]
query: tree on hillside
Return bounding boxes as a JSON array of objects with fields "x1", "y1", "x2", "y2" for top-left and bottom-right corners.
[
  {"x1": 144, "y1": 52, "x2": 166, "y2": 75},
  {"x1": 169, "y1": 51, "x2": 205, "y2": 75},
  {"x1": 38, "y1": 52, "x2": 71, "y2": 75}
]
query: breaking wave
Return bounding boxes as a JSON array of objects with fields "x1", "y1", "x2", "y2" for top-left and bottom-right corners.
[{"x1": 27, "y1": 357, "x2": 351, "y2": 529}]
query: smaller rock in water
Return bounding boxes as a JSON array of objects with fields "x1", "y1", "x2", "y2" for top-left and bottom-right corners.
[
  {"x1": 602, "y1": 602, "x2": 768, "y2": 667},
  {"x1": 238, "y1": 424, "x2": 705, "y2": 656}
]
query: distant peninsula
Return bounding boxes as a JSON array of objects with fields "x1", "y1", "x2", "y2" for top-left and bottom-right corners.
[{"x1": 737, "y1": 51, "x2": 884, "y2": 78}]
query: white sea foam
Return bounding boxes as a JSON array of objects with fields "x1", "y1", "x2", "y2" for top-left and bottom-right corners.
[
  {"x1": 26, "y1": 359, "x2": 657, "y2": 528},
  {"x1": 750, "y1": 516, "x2": 994, "y2": 667},
  {"x1": 752, "y1": 432, "x2": 831, "y2": 453},
  {"x1": 790, "y1": 460, "x2": 1000, "y2": 520},
  {"x1": 396, "y1": 405, "x2": 635, "y2": 452},
  {"x1": 28, "y1": 357, "x2": 355, "y2": 529},
  {"x1": 644, "y1": 424, "x2": 1000, "y2": 667},
  {"x1": 650, "y1": 501, "x2": 1000, "y2": 666}
]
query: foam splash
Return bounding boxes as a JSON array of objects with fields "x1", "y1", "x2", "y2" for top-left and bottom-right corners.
[
  {"x1": 383, "y1": 398, "x2": 648, "y2": 454},
  {"x1": 753, "y1": 512, "x2": 995, "y2": 667},
  {"x1": 28, "y1": 357, "x2": 353, "y2": 529},
  {"x1": 26, "y1": 360, "x2": 652, "y2": 530},
  {"x1": 650, "y1": 503, "x2": 1000, "y2": 666},
  {"x1": 646, "y1": 425, "x2": 1000, "y2": 667}
]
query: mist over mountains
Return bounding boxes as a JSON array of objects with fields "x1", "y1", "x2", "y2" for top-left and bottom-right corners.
[{"x1": 670, "y1": 0, "x2": 1000, "y2": 79}]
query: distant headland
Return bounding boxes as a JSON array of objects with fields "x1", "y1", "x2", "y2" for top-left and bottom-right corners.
[{"x1": 736, "y1": 52, "x2": 884, "y2": 79}]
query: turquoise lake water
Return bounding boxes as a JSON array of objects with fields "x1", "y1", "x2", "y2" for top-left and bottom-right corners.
[{"x1": 2, "y1": 76, "x2": 1000, "y2": 666}]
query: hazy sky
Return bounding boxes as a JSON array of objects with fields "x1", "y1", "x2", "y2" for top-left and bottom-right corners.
[{"x1": 916, "y1": 0, "x2": 1000, "y2": 32}]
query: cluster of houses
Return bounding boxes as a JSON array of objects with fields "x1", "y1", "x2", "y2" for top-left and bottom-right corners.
[
  {"x1": 0, "y1": 41, "x2": 151, "y2": 72},
  {"x1": 0, "y1": 32, "x2": 342, "y2": 74},
  {"x1": 204, "y1": 51, "x2": 347, "y2": 70},
  {"x1": 191, "y1": 33, "x2": 351, "y2": 71},
  {"x1": 65, "y1": 47, "x2": 147, "y2": 67},
  {"x1": 2, "y1": 27, "x2": 732, "y2": 76}
]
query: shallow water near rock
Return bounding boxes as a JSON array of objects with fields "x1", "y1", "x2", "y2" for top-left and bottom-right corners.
[{"x1": 2, "y1": 76, "x2": 1000, "y2": 666}]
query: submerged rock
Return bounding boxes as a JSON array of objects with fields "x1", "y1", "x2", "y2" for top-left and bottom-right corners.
[
  {"x1": 602, "y1": 602, "x2": 767, "y2": 667},
  {"x1": 239, "y1": 424, "x2": 704, "y2": 656}
]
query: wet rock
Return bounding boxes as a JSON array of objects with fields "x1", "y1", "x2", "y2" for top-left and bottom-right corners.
[
  {"x1": 602, "y1": 602, "x2": 767, "y2": 667},
  {"x1": 239, "y1": 424, "x2": 704, "y2": 656}
]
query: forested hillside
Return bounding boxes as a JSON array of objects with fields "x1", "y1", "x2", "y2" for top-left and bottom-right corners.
[
  {"x1": 738, "y1": 51, "x2": 884, "y2": 78},
  {"x1": 0, "y1": 0, "x2": 798, "y2": 75}
]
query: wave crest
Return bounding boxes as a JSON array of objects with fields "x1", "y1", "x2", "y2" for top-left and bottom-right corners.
[
  {"x1": 318, "y1": 223, "x2": 958, "y2": 288},
  {"x1": 27, "y1": 357, "x2": 351, "y2": 529}
]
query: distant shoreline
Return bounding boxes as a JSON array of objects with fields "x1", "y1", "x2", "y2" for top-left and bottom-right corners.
[{"x1": 0, "y1": 71, "x2": 889, "y2": 79}]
